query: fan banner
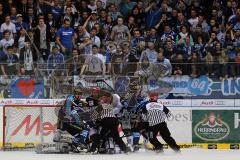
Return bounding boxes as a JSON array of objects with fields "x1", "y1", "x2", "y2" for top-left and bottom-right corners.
[{"x1": 10, "y1": 78, "x2": 44, "y2": 98}]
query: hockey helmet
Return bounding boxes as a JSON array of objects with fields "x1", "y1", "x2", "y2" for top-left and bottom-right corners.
[
  {"x1": 74, "y1": 87, "x2": 83, "y2": 95},
  {"x1": 128, "y1": 81, "x2": 140, "y2": 92},
  {"x1": 92, "y1": 87, "x2": 101, "y2": 92},
  {"x1": 92, "y1": 87, "x2": 101, "y2": 95},
  {"x1": 149, "y1": 92, "x2": 158, "y2": 102}
]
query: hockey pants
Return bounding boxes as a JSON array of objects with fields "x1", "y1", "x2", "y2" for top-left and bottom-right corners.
[
  {"x1": 90, "y1": 117, "x2": 127, "y2": 152},
  {"x1": 148, "y1": 122, "x2": 180, "y2": 151}
]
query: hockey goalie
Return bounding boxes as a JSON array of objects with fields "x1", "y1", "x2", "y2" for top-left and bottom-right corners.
[{"x1": 36, "y1": 87, "x2": 96, "y2": 154}]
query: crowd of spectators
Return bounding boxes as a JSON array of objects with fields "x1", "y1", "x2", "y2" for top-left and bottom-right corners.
[{"x1": 0, "y1": 0, "x2": 239, "y2": 80}]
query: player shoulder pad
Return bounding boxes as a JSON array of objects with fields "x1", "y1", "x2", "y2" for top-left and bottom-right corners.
[
  {"x1": 146, "y1": 102, "x2": 164, "y2": 111},
  {"x1": 67, "y1": 95, "x2": 74, "y2": 101}
]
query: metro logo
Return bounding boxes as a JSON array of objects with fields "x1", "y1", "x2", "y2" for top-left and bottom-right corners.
[{"x1": 11, "y1": 115, "x2": 57, "y2": 136}]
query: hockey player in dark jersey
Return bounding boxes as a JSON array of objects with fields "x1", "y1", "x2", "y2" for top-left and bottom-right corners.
[
  {"x1": 119, "y1": 81, "x2": 150, "y2": 151},
  {"x1": 56, "y1": 87, "x2": 91, "y2": 152},
  {"x1": 36, "y1": 88, "x2": 91, "y2": 154},
  {"x1": 142, "y1": 92, "x2": 180, "y2": 153},
  {"x1": 86, "y1": 87, "x2": 100, "y2": 107}
]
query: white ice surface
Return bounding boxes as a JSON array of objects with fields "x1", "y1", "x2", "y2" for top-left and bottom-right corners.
[{"x1": 0, "y1": 149, "x2": 240, "y2": 160}]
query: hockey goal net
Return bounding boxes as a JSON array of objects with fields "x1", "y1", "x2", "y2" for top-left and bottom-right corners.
[{"x1": 2, "y1": 105, "x2": 61, "y2": 150}]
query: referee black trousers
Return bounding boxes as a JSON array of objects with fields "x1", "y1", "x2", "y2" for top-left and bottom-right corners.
[
  {"x1": 149, "y1": 122, "x2": 180, "y2": 151},
  {"x1": 90, "y1": 117, "x2": 127, "y2": 152}
]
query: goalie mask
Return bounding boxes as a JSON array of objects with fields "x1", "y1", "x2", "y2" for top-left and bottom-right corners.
[{"x1": 74, "y1": 88, "x2": 83, "y2": 98}]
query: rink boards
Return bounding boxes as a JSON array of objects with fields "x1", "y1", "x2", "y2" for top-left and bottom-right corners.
[{"x1": 0, "y1": 99, "x2": 240, "y2": 150}]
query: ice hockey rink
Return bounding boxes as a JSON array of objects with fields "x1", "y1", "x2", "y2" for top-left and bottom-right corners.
[{"x1": 0, "y1": 149, "x2": 239, "y2": 160}]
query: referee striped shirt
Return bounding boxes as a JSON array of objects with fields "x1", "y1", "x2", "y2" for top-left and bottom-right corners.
[
  {"x1": 145, "y1": 102, "x2": 167, "y2": 126},
  {"x1": 100, "y1": 103, "x2": 116, "y2": 119}
]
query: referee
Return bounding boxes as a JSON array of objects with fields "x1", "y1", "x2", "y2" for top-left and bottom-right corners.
[
  {"x1": 142, "y1": 92, "x2": 180, "y2": 153},
  {"x1": 89, "y1": 91, "x2": 129, "y2": 153}
]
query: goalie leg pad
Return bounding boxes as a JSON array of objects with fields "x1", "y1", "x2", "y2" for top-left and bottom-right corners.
[
  {"x1": 53, "y1": 129, "x2": 73, "y2": 144},
  {"x1": 35, "y1": 142, "x2": 70, "y2": 154}
]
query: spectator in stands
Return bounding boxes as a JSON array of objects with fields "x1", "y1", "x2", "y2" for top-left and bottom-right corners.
[
  {"x1": 205, "y1": 31, "x2": 219, "y2": 53},
  {"x1": 63, "y1": 6, "x2": 74, "y2": 27},
  {"x1": 188, "y1": 52, "x2": 202, "y2": 78},
  {"x1": 15, "y1": 28, "x2": 27, "y2": 50},
  {"x1": 98, "y1": 9, "x2": 107, "y2": 26},
  {"x1": 140, "y1": 42, "x2": 157, "y2": 63},
  {"x1": 188, "y1": 8, "x2": 199, "y2": 31},
  {"x1": 1, "y1": 45, "x2": 19, "y2": 78},
  {"x1": 145, "y1": 0, "x2": 161, "y2": 29},
  {"x1": 56, "y1": 19, "x2": 75, "y2": 58},
  {"x1": 34, "y1": 18, "x2": 49, "y2": 61},
  {"x1": 96, "y1": 0, "x2": 104, "y2": 12},
  {"x1": 229, "y1": 7, "x2": 240, "y2": 31},
  {"x1": 36, "y1": 0, "x2": 51, "y2": 18},
  {"x1": 155, "y1": 12, "x2": 169, "y2": 37},
  {"x1": 128, "y1": 40, "x2": 145, "y2": 74},
  {"x1": 47, "y1": 45, "x2": 65, "y2": 75},
  {"x1": 168, "y1": 8, "x2": 178, "y2": 31},
  {"x1": 235, "y1": 52, "x2": 240, "y2": 77},
  {"x1": 130, "y1": 6, "x2": 145, "y2": 29},
  {"x1": 131, "y1": 29, "x2": 145, "y2": 48},
  {"x1": 15, "y1": 14, "x2": 29, "y2": 33},
  {"x1": 68, "y1": 48, "x2": 82, "y2": 76},
  {"x1": 50, "y1": 0, "x2": 63, "y2": 28},
  {"x1": 193, "y1": 35, "x2": 205, "y2": 59},
  {"x1": 19, "y1": 41, "x2": 37, "y2": 75},
  {"x1": 203, "y1": 52, "x2": 214, "y2": 77},
  {"x1": 172, "y1": 53, "x2": 185, "y2": 76},
  {"x1": 153, "y1": 48, "x2": 172, "y2": 77},
  {"x1": 160, "y1": 24, "x2": 176, "y2": 45},
  {"x1": 120, "y1": 41, "x2": 132, "y2": 75},
  {"x1": 225, "y1": 31, "x2": 236, "y2": 78},
  {"x1": 63, "y1": 0, "x2": 77, "y2": 15},
  {"x1": 218, "y1": 50, "x2": 229, "y2": 79},
  {"x1": 0, "y1": 30, "x2": 14, "y2": 56},
  {"x1": 176, "y1": 25, "x2": 194, "y2": 46},
  {"x1": 119, "y1": 0, "x2": 136, "y2": 18},
  {"x1": 0, "y1": 15, "x2": 16, "y2": 38},
  {"x1": 108, "y1": 3, "x2": 122, "y2": 21},
  {"x1": 164, "y1": 38, "x2": 176, "y2": 59},
  {"x1": 90, "y1": 27, "x2": 101, "y2": 48},
  {"x1": 80, "y1": 45, "x2": 105, "y2": 76},
  {"x1": 46, "y1": 13, "x2": 57, "y2": 29},
  {"x1": 78, "y1": 36, "x2": 92, "y2": 56},
  {"x1": 0, "y1": 3, "x2": 5, "y2": 26},
  {"x1": 111, "y1": 16, "x2": 131, "y2": 45},
  {"x1": 88, "y1": 0, "x2": 97, "y2": 12},
  {"x1": 16, "y1": 0, "x2": 28, "y2": 19},
  {"x1": 111, "y1": 44, "x2": 124, "y2": 76},
  {"x1": 48, "y1": 26, "x2": 57, "y2": 53},
  {"x1": 10, "y1": 6, "x2": 17, "y2": 24},
  {"x1": 145, "y1": 27, "x2": 159, "y2": 46},
  {"x1": 84, "y1": 11, "x2": 99, "y2": 32},
  {"x1": 26, "y1": 7, "x2": 37, "y2": 29},
  {"x1": 192, "y1": 24, "x2": 209, "y2": 44},
  {"x1": 233, "y1": 29, "x2": 240, "y2": 47},
  {"x1": 78, "y1": 0, "x2": 91, "y2": 14},
  {"x1": 198, "y1": 14, "x2": 210, "y2": 33},
  {"x1": 126, "y1": 16, "x2": 137, "y2": 35},
  {"x1": 175, "y1": 12, "x2": 190, "y2": 32}
]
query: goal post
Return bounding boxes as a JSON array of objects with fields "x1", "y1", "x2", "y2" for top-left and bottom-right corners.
[{"x1": 2, "y1": 105, "x2": 61, "y2": 150}]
